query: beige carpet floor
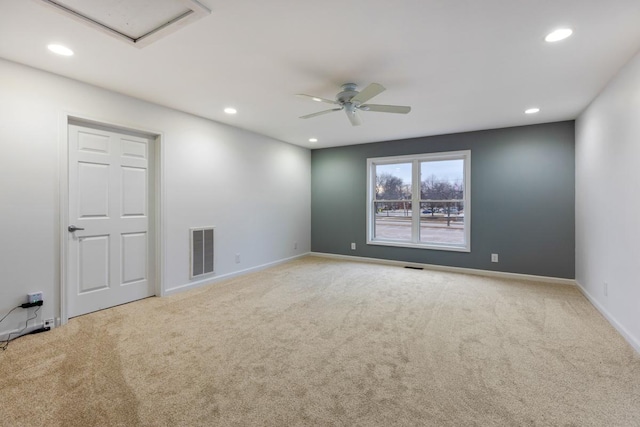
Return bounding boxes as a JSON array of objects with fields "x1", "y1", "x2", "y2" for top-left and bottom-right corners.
[{"x1": 1, "y1": 256, "x2": 639, "y2": 426}]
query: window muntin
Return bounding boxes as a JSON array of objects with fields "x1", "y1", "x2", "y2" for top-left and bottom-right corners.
[{"x1": 367, "y1": 151, "x2": 470, "y2": 252}]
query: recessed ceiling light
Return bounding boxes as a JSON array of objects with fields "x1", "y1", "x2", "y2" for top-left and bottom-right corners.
[
  {"x1": 545, "y1": 28, "x2": 573, "y2": 42},
  {"x1": 525, "y1": 108, "x2": 540, "y2": 114},
  {"x1": 309, "y1": 138, "x2": 318, "y2": 143},
  {"x1": 312, "y1": 97, "x2": 322, "y2": 102},
  {"x1": 224, "y1": 107, "x2": 237, "y2": 114},
  {"x1": 47, "y1": 44, "x2": 74, "y2": 56}
]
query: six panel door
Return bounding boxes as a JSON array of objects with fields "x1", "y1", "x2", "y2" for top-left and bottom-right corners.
[{"x1": 68, "y1": 124, "x2": 154, "y2": 318}]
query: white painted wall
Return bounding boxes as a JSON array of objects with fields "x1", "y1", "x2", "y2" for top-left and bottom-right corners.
[
  {"x1": 0, "y1": 58, "x2": 310, "y2": 339},
  {"x1": 576, "y1": 49, "x2": 640, "y2": 352}
]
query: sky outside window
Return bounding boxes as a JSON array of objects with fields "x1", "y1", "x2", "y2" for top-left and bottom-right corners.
[{"x1": 377, "y1": 160, "x2": 463, "y2": 186}]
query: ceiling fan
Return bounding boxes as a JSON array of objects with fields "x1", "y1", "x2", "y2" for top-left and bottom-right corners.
[{"x1": 297, "y1": 83, "x2": 411, "y2": 126}]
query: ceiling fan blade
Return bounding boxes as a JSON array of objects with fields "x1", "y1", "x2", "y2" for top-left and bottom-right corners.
[
  {"x1": 351, "y1": 83, "x2": 385, "y2": 104},
  {"x1": 346, "y1": 110, "x2": 362, "y2": 126},
  {"x1": 360, "y1": 104, "x2": 411, "y2": 114},
  {"x1": 299, "y1": 108, "x2": 343, "y2": 119},
  {"x1": 296, "y1": 94, "x2": 338, "y2": 105}
]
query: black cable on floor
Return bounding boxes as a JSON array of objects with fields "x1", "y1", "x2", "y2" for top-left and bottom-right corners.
[{"x1": 0, "y1": 306, "x2": 41, "y2": 351}]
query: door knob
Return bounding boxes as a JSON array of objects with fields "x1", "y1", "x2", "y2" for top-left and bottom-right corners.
[{"x1": 68, "y1": 225, "x2": 85, "y2": 232}]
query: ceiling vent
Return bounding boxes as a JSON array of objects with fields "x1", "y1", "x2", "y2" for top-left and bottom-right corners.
[{"x1": 37, "y1": 0, "x2": 210, "y2": 48}]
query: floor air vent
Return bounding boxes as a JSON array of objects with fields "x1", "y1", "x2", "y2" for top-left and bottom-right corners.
[{"x1": 190, "y1": 227, "x2": 214, "y2": 278}]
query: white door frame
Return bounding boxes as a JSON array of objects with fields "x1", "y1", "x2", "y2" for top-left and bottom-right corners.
[{"x1": 58, "y1": 113, "x2": 165, "y2": 325}]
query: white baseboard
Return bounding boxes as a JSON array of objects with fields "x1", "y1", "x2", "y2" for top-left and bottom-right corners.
[
  {"x1": 309, "y1": 252, "x2": 576, "y2": 286},
  {"x1": 0, "y1": 320, "x2": 49, "y2": 344},
  {"x1": 163, "y1": 253, "x2": 310, "y2": 296},
  {"x1": 575, "y1": 280, "x2": 640, "y2": 354}
]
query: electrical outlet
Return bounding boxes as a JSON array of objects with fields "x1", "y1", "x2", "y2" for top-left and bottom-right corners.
[
  {"x1": 351, "y1": 242, "x2": 356, "y2": 250},
  {"x1": 604, "y1": 282, "x2": 608, "y2": 297},
  {"x1": 28, "y1": 291, "x2": 43, "y2": 303},
  {"x1": 491, "y1": 253, "x2": 499, "y2": 263},
  {"x1": 294, "y1": 242, "x2": 298, "y2": 250},
  {"x1": 44, "y1": 319, "x2": 55, "y2": 329},
  {"x1": 235, "y1": 253, "x2": 240, "y2": 264}
]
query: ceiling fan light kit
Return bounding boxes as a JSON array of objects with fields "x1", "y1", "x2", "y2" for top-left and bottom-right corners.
[{"x1": 297, "y1": 82, "x2": 411, "y2": 126}]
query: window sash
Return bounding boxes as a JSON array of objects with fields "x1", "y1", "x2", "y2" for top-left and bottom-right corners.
[{"x1": 367, "y1": 150, "x2": 470, "y2": 252}]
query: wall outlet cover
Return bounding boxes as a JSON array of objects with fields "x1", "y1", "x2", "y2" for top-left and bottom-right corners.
[
  {"x1": 28, "y1": 292, "x2": 43, "y2": 303},
  {"x1": 491, "y1": 253, "x2": 499, "y2": 263}
]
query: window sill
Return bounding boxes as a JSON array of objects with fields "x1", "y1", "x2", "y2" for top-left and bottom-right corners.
[{"x1": 367, "y1": 239, "x2": 470, "y2": 253}]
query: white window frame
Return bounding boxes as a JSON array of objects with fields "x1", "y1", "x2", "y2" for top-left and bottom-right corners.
[{"x1": 366, "y1": 150, "x2": 471, "y2": 252}]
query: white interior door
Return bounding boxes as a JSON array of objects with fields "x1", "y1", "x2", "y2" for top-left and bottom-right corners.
[{"x1": 67, "y1": 123, "x2": 155, "y2": 318}]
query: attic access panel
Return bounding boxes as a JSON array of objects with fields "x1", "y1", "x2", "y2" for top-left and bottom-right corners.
[{"x1": 38, "y1": 0, "x2": 210, "y2": 48}]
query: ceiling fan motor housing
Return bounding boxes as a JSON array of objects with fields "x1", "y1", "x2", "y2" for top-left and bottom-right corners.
[{"x1": 337, "y1": 83, "x2": 359, "y2": 104}]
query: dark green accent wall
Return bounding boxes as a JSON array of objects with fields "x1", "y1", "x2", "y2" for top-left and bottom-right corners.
[{"x1": 311, "y1": 121, "x2": 575, "y2": 279}]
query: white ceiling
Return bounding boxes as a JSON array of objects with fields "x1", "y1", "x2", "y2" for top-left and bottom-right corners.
[{"x1": 1, "y1": 0, "x2": 640, "y2": 149}]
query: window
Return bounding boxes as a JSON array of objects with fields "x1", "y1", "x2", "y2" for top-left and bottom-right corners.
[{"x1": 367, "y1": 150, "x2": 470, "y2": 252}]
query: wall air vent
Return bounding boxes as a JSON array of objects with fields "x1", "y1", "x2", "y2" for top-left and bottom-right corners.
[
  {"x1": 190, "y1": 226, "x2": 214, "y2": 278},
  {"x1": 37, "y1": 0, "x2": 210, "y2": 48}
]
